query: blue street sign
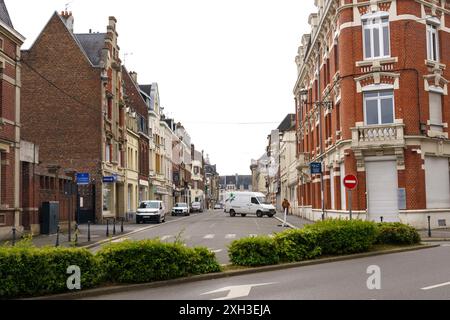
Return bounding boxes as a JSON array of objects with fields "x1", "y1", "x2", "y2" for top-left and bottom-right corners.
[
  {"x1": 310, "y1": 162, "x2": 322, "y2": 175},
  {"x1": 103, "y1": 176, "x2": 117, "y2": 183},
  {"x1": 76, "y1": 173, "x2": 90, "y2": 185}
]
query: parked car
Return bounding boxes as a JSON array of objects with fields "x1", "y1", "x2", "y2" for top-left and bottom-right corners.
[
  {"x1": 224, "y1": 192, "x2": 276, "y2": 218},
  {"x1": 136, "y1": 200, "x2": 166, "y2": 224},
  {"x1": 214, "y1": 203, "x2": 223, "y2": 210},
  {"x1": 191, "y1": 202, "x2": 204, "y2": 213},
  {"x1": 172, "y1": 203, "x2": 190, "y2": 216}
]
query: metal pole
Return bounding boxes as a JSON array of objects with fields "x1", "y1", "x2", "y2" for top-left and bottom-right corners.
[
  {"x1": 75, "y1": 223, "x2": 78, "y2": 246},
  {"x1": 380, "y1": 216, "x2": 384, "y2": 223},
  {"x1": 56, "y1": 225, "x2": 60, "y2": 247},
  {"x1": 106, "y1": 219, "x2": 109, "y2": 237},
  {"x1": 12, "y1": 227, "x2": 16, "y2": 246},
  {"x1": 113, "y1": 218, "x2": 116, "y2": 236},
  {"x1": 121, "y1": 218, "x2": 124, "y2": 233},
  {"x1": 88, "y1": 221, "x2": 91, "y2": 242},
  {"x1": 428, "y1": 216, "x2": 432, "y2": 237},
  {"x1": 349, "y1": 190, "x2": 353, "y2": 221}
]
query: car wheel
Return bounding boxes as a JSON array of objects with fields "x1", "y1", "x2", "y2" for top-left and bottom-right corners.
[
  {"x1": 256, "y1": 211, "x2": 263, "y2": 218},
  {"x1": 241, "y1": 214, "x2": 247, "y2": 217},
  {"x1": 230, "y1": 210, "x2": 236, "y2": 217},
  {"x1": 268, "y1": 214, "x2": 274, "y2": 218}
]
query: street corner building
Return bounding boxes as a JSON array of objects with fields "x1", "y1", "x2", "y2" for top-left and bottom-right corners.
[
  {"x1": 294, "y1": 0, "x2": 449, "y2": 229},
  {"x1": 20, "y1": 10, "x2": 126, "y2": 223},
  {"x1": 0, "y1": 0, "x2": 25, "y2": 239}
]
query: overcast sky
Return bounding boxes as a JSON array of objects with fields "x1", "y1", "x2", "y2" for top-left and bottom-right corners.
[{"x1": 7, "y1": 0, "x2": 315, "y2": 176}]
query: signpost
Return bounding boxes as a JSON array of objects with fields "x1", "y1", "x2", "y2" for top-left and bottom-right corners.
[
  {"x1": 103, "y1": 176, "x2": 117, "y2": 183},
  {"x1": 310, "y1": 162, "x2": 322, "y2": 175},
  {"x1": 343, "y1": 175, "x2": 358, "y2": 220},
  {"x1": 76, "y1": 173, "x2": 90, "y2": 185}
]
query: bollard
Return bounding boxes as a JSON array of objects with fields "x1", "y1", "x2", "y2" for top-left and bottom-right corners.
[
  {"x1": 75, "y1": 223, "x2": 78, "y2": 246},
  {"x1": 12, "y1": 227, "x2": 16, "y2": 247},
  {"x1": 56, "y1": 226, "x2": 60, "y2": 247},
  {"x1": 428, "y1": 216, "x2": 432, "y2": 238},
  {"x1": 113, "y1": 219, "x2": 116, "y2": 236},
  {"x1": 121, "y1": 218, "x2": 124, "y2": 234},
  {"x1": 88, "y1": 221, "x2": 91, "y2": 242},
  {"x1": 106, "y1": 219, "x2": 110, "y2": 237},
  {"x1": 380, "y1": 217, "x2": 384, "y2": 223}
]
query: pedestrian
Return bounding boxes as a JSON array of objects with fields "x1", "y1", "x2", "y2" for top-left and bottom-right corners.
[{"x1": 282, "y1": 198, "x2": 291, "y2": 215}]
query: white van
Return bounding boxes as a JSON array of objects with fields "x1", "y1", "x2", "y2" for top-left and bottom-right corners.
[
  {"x1": 224, "y1": 192, "x2": 276, "y2": 218},
  {"x1": 136, "y1": 200, "x2": 166, "y2": 224}
]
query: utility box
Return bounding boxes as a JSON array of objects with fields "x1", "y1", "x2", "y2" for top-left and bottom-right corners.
[{"x1": 41, "y1": 202, "x2": 59, "y2": 235}]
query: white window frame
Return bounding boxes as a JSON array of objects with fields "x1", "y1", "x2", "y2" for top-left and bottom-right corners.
[
  {"x1": 426, "y1": 24, "x2": 439, "y2": 62},
  {"x1": 364, "y1": 90, "x2": 395, "y2": 126},
  {"x1": 362, "y1": 13, "x2": 391, "y2": 60}
]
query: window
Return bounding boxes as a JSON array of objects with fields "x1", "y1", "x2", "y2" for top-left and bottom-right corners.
[
  {"x1": 429, "y1": 92, "x2": 443, "y2": 132},
  {"x1": 362, "y1": 15, "x2": 390, "y2": 59},
  {"x1": 105, "y1": 142, "x2": 111, "y2": 163},
  {"x1": 107, "y1": 98, "x2": 113, "y2": 120},
  {"x1": 364, "y1": 90, "x2": 394, "y2": 125},
  {"x1": 427, "y1": 24, "x2": 439, "y2": 62},
  {"x1": 251, "y1": 197, "x2": 259, "y2": 205}
]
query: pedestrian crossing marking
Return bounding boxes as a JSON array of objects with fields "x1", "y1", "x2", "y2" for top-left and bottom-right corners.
[
  {"x1": 225, "y1": 234, "x2": 236, "y2": 239},
  {"x1": 210, "y1": 249, "x2": 223, "y2": 253},
  {"x1": 160, "y1": 235, "x2": 173, "y2": 241},
  {"x1": 204, "y1": 234, "x2": 215, "y2": 239}
]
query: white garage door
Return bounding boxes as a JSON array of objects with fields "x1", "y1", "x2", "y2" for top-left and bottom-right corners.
[
  {"x1": 425, "y1": 157, "x2": 450, "y2": 209},
  {"x1": 366, "y1": 159, "x2": 399, "y2": 222}
]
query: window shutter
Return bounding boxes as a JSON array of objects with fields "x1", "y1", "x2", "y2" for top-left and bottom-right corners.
[
  {"x1": 429, "y1": 92, "x2": 443, "y2": 131},
  {"x1": 426, "y1": 157, "x2": 450, "y2": 209}
]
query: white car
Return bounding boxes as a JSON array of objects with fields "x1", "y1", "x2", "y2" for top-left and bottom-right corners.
[
  {"x1": 172, "y1": 203, "x2": 190, "y2": 216},
  {"x1": 224, "y1": 192, "x2": 276, "y2": 218},
  {"x1": 136, "y1": 201, "x2": 166, "y2": 224}
]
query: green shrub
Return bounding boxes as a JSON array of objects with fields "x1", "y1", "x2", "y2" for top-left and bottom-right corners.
[
  {"x1": 304, "y1": 219, "x2": 378, "y2": 255},
  {"x1": 375, "y1": 223, "x2": 421, "y2": 245},
  {"x1": 0, "y1": 247, "x2": 101, "y2": 299},
  {"x1": 97, "y1": 240, "x2": 221, "y2": 284},
  {"x1": 274, "y1": 229, "x2": 322, "y2": 262},
  {"x1": 228, "y1": 236, "x2": 279, "y2": 267}
]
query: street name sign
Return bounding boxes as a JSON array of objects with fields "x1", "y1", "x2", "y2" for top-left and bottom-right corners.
[
  {"x1": 76, "y1": 173, "x2": 90, "y2": 185},
  {"x1": 310, "y1": 162, "x2": 322, "y2": 175}
]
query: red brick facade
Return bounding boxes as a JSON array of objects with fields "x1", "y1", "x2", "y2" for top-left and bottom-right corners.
[{"x1": 295, "y1": 0, "x2": 450, "y2": 228}]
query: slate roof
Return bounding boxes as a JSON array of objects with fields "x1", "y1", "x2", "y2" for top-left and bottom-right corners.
[
  {"x1": 139, "y1": 85, "x2": 152, "y2": 96},
  {"x1": 0, "y1": 0, "x2": 13, "y2": 29},
  {"x1": 74, "y1": 33, "x2": 106, "y2": 66},
  {"x1": 278, "y1": 114, "x2": 296, "y2": 132}
]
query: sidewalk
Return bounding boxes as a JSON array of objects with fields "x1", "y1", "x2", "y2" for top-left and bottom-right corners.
[
  {"x1": 275, "y1": 213, "x2": 313, "y2": 229},
  {"x1": 418, "y1": 228, "x2": 450, "y2": 241},
  {"x1": 3, "y1": 222, "x2": 145, "y2": 248}
]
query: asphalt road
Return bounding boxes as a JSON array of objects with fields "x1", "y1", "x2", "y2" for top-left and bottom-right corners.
[
  {"x1": 92, "y1": 210, "x2": 290, "y2": 264},
  {"x1": 86, "y1": 245, "x2": 450, "y2": 300}
]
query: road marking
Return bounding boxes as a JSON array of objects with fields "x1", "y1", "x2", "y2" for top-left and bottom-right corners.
[
  {"x1": 160, "y1": 235, "x2": 172, "y2": 241},
  {"x1": 201, "y1": 283, "x2": 276, "y2": 300},
  {"x1": 210, "y1": 249, "x2": 223, "y2": 253},
  {"x1": 421, "y1": 282, "x2": 450, "y2": 291},
  {"x1": 225, "y1": 234, "x2": 236, "y2": 239},
  {"x1": 112, "y1": 237, "x2": 130, "y2": 243},
  {"x1": 249, "y1": 234, "x2": 258, "y2": 238},
  {"x1": 204, "y1": 234, "x2": 215, "y2": 239}
]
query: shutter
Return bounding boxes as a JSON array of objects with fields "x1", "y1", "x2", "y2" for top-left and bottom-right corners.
[
  {"x1": 429, "y1": 92, "x2": 443, "y2": 131},
  {"x1": 426, "y1": 157, "x2": 450, "y2": 209},
  {"x1": 366, "y1": 160, "x2": 399, "y2": 222}
]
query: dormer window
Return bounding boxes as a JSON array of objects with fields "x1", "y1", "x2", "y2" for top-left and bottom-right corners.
[{"x1": 362, "y1": 12, "x2": 390, "y2": 60}]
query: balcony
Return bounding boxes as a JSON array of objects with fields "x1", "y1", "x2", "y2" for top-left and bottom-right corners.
[
  {"x1": 351, "y1": 123, "x2": 405, "y2": 150},
  {"x1": 296, "y1": 152, "x2": 311, "y2": 171}
]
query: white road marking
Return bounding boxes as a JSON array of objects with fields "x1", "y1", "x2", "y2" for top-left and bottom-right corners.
[
  {"x1": 225, "y1": 234, "x2": 236, "y2": 239},
  {"x1": 204, "y1": 234, "x2": 215, "y2": 239},
  {"x1": 421, "y1": 282, "x2": 450, "y2": 291},
  {"x1": 210, "y1": 249, "x2": 223, "y2": 253},
  {"x1": 201, "y1": 283, "x2": 276, "y2": 300},
  {"x1": 160, "y1": 235, "x2": 172, "y2": 241},
  {"x1": 112, "y1": 237, "x2": 130, "y2": 243}
]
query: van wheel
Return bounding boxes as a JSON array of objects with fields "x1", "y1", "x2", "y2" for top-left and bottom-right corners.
[
  {"x1": 256, "y1": 211, "x2": 263, "y2": 218},
  {"x1": 230, "y1": 210, "x2": 236, "y2": 217}
]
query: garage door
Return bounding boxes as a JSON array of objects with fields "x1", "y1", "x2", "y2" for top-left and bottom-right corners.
[
  {"x1": 366, "y1": 159, "x2": 399, "y2": 222},
  {"x1": 425, "y1": 157, "x2": 450, "y2": 209}
]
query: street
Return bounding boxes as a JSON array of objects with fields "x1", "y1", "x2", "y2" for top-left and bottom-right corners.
[
  {"x1": 85, "y1": 245, "x2": 450, "y2": 300},
  {"x1": 92, "y1": 210, "x2": 296, "y2": 264}
]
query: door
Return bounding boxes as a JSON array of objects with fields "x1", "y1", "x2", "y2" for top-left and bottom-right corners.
[
  {"x1": 366, "y1": 159, "x2": 399, "y2": 222},
  {"x1": 249, "y1": 197, "x2": 259, "y2": 214}
]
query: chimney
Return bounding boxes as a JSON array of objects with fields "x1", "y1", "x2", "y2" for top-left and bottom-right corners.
[
  {"x1": 109, "y1": 16, "x2": 117, "y2": 29},
  {"x1": 60, "y1": 11, "x2": 74, "y2": 33},
  {"x1": 129, "y1": 71, "x2": 138, "y2": 84}
]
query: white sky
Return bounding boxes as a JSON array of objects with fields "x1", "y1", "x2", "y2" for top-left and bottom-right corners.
[{"x1": 7, "y1": 0, "x2": 315, "y2": 176}]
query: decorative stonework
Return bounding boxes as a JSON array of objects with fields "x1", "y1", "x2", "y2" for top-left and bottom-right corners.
[
  {"x1": 424, "y1": 66, "x2": 449, "y2": 95},
  {"x1": 355, "y1": 71, "x2": 400, "y2": 93}
]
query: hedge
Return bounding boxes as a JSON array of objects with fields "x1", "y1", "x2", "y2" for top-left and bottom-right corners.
[
  {"x1": 375, "y1": 223, "x2": 421, "y2": 245},
  {"x1": 303, "y1": 219, "x2": 378, "y2": 255},
  {"x1": 274, "y1": 229, "x2": 322, "y2": 263},
  {"x1": 97, "y1": 240, "x2": 221, "y2": 283},
  {"x1": 0, "y1": 246, "x2": 101, "y2": 299},
  {"x1": 228, "y1": 236, "x2": 279, "y2": 267}
]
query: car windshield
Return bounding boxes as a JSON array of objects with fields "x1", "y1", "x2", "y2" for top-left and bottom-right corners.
[
  {"x1": 140, "y1": 202, "x2": 160, "y2": 209},
  {"x1": 175, "y1": 203, "x2": 188, "y2": 208},
  {"x1": 256, "y1": 197, "x2": 271, "y2": 205}
]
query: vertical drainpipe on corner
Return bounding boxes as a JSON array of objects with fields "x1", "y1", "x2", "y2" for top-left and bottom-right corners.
[{"x1": 318, "y1": 43, "x2": 325, "y2": 221}]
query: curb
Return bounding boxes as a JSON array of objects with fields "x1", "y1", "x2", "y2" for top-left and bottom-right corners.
[
  {"x1": 81, "y1": 215, "x2": 193, "y2": 250},
  {"x1": 274, "y1": 217, "x2": 298, "y2": 230},
  {"x1": 31, "y1": 243, "x2": 439, "y2": 300},
  {"x1": 421, "y1": 238, "x2": 450, "y2": 242}
]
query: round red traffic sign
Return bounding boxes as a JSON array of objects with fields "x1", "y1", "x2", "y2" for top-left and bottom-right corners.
[{"x1": 344, "y1": 175, "x2": 358, "y2": 190}]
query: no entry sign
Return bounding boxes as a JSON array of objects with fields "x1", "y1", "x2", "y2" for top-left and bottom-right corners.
[{"x1": 344, "y1": 175, "x2": 358, "y2": 190}]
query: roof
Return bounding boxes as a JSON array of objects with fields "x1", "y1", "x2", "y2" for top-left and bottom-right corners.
[
  {"x1": 74, "y1": 33, "x2": 106, "y2": 66},
  {"x1": 139, "y1": 85, "x2": 152, "y2": 96},
  {"x1": 0, "y1": 0, "x2": 13, "y2": 29},
  {"x1": 278, "y1": 114, "x2": 296, "y2": 132}
]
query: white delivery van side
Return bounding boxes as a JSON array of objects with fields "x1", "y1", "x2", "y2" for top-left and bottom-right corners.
[{"x1": 224, "y1": 192, "x2": 276, "y2": 218}]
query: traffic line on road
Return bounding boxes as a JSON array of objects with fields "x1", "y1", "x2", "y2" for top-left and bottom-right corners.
[
  {"x1": 421, "y1": 281, "x2": 450, "y2": 291},
  {"x1": 210, "y1": 249, "x2": 224, "y2": 253},
  {"x1": 112, "y1": 237, "x2": 130, "y2": 243},
  {"x1": 225, "y1": 234, "x2": 236, "y2": 239},
  {"x1": 204, "y1": 234, "x2": 215, "y2": 239},
  {"x1": 160, "y1": 235, "x2": 173, "y2": 241}
]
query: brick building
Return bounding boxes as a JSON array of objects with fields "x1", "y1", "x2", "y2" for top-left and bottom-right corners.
[
  {"x1": 0, "y1": 1, "x2": 25, "y2": 240},
  {"x1": 294, "y1": 0, "x2": 449, "y2": 229},
  {"x1": 21, "y1": 11, "x2": 125, "y2": 223}
]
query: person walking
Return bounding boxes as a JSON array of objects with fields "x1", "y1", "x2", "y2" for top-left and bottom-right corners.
[{"x1": 282, "y1": 198, "x2": 291, "y2": 227}]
